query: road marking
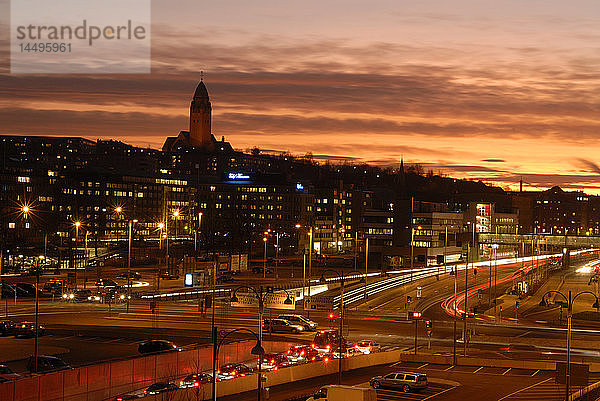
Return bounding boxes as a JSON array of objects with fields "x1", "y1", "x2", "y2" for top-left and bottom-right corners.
[
  {"x1": 473, "y1": 366, "x2": 483, "y2": 374},
  {"x1": 501, "y1": 368, "x2": 511, "y2": 375},
  {"x1": 422, "y1": 385, "x2": 458, "y2": 400},
  {"x1": 390, "y1": 361, "x2": 404, "y2": 367},
  {"x1": 531, "y1": 370, "x2": 539, "y2": 377},
  {"x1": 444, "y1": 365, "x2": 454, "y2": 371},
  {"x1": 417, "y1": 363, "x2": 429, "y2": 369},
  {"x1": 515, "y1": 331, "x2": 531, "y2": 338},
  {"x1": 497, "y1": 378, "x2": 552, "y2": 401}
]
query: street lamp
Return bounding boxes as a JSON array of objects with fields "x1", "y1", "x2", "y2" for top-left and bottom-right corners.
[
  {"x1": 213, "y1": 328, "x2": 264, "y2": 401},
  {"x1": 114, "y1": 206, "x2": 123, "y2": 246},
  {"x1": 229, "y1": 286, "x2": 292, "y2": 400},
  {"x1": 262, "y1": 236, "x2": 267, "y2": 279},
  {"x1": 319, "y1": 269, "x2": 345, "y2": 385},
  {"x1": 539, "y1": 290, "x2": 599, "y2": 400},
  {"x1": 74, "y1": 221, "x2": 82, "y2": 290}
]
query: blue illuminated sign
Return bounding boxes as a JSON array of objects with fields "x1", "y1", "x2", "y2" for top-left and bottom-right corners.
[
  {"x1": 296, "y1": 183, "x2": 304, "y2": 190},
  {"x1": 228, "y1": 173, "x2": 250, "y2": 180}
]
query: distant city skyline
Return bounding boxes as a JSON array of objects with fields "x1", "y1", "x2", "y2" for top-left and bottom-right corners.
[{"x1": 1, "y1": 0, "x2": 600, "y2": 193}]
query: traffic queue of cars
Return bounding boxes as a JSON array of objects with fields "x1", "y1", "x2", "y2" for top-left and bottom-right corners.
[{"x1": 114, "y1": 325, "x2": 382, "y2": 400}]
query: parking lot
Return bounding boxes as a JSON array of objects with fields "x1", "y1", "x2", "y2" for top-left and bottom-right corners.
[{"x1": 375, "y1": 383, "x2": 456, "y2": 401}]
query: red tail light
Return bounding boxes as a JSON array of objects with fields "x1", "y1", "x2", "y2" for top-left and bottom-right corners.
[
  {"x1": 324, "y1": 357, "x2": 329, "y2": 362},
  {"x1": 179, "y1": 381, "x2": 184, "y2": 386},
  {"x1": 193, "y1": 382, "x2": 199, "y2": 387},
  {"x1": 287, "y1": 350, "x2": 291, "y2": 354},
  {"x1": 271, "y1": 359, "x2": 275, "y2": 364},
  {"x1": 311, "y1": 343, "x2": 315, "y2": 348},
  {"x1": 300, "y1": 350, "x2": 305, "y2": 356}
]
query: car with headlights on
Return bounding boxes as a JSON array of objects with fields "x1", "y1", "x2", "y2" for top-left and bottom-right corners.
[
  {"x1": 217, "y1": 363, "x2": 252, "y2": 379},
  {"x1": 277, "y1": 314, "x2": 317, "y2": 331},
  {"x1": 258, "y1": 353, "x2": 290, "y2": 371},
  {"x1": 15, "y1": 322, "x2": 45, "y2": 338},
  {"x1": 144, "y1": 382, "x2": 178, "y2": 395},
  {"x1": 263, "y1": 318, "x2": 304, "y2": 334},
  {"x1": 179, "y1": 372, "x2": 213, "y2": 388},
  {"x1": 354, "y1": 340, "x2": 381, "y2": 354},
  {"x1": 138, "y1": 340, "x2": 180, "y2": 354}
]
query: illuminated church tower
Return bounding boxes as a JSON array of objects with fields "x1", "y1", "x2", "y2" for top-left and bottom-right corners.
[
  {"x1": 162, "y1": 75, "x2": 233, "y2": 152},
  {"x1": 189, "y1": 78, "x2": 212, "y2": 147}
]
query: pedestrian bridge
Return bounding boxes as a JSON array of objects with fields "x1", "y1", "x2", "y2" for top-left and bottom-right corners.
[{"x1": 478, "y1": 233, "x2": 600, "y2": 248}]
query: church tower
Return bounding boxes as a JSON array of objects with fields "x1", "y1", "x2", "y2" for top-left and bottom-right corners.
[{"x1": 189, "y1": 77, "x2": 212, "y2": 147}]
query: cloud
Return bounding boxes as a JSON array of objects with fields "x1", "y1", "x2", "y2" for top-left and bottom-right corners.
[{"x1": 481, "y1": 159, "x2": 506, "y2": 163}]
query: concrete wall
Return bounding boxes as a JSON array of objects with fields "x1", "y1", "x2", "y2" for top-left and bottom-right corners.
[
  {"x1": 146, "y1": 349, "x2": 405, "y2": 401},
  {"x1": 0, "y1": 340, "x2": 291, "y2": 401}
]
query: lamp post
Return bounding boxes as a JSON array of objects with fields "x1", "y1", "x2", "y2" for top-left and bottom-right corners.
[
  {"x1": 262, "y1": 236, "x2": 267, "y2": 279},
  {"x1": 127, "y1": 219, "x2": 138, "y2": 313},
  {"x1": 319, "y1": 269, "x2": 344, "y2": 385},
  {"x1": 74, "y1": 221, "x2": 81, "y2": 290},
  {"x1": 539, "y1": 290, "x2": 599, "y2": 401},
  {"x1": 213, "y1": 328, "x2": 264, "y2": 401},
  {"x1": 114, "y1": 206, "x2": 122, "y2": 246},
  {"x1": 195, "y1": 212, "x2": 203, "y2": 256},
  {"x1": 363, "y1": 237, "x2": 369, "y2": 300},
  {"x1": 230, "y1": 286, "x2": 293, "y2": 399}
]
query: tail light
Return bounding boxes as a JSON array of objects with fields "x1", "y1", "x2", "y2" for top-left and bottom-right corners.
[
  {"x1": 311, "y1": 343, "x2": 315, "y2": 348},
  {"x1": 368, "y1": 346, "x2": 372, "y2": 351},
  {"x1": 274, "y1": 366, "x2": 278, "y2": 371},
  {"x1": 300, "y1": 350, "x2": 305, "y2": 356},
  {"x1": 287, "y1": 350, "x2": 291, "y2": 354},
  {"x1": 179, "y1": 381, "x2": 184, "y2": 386},
  {"x1": 324, "y1": 357, "x2": 329, "y2": 362},
  {"x1": 193, "y1": 382, "x2": 199, "y2": 387},
  {"x1": 232, "y1": 371, "x2": 237, "y2": 376},
  {"x1": 271, "y1": 359, "x2": 275, "y2": 364},
  {"x1": 311, "y1": 356, "x2": 316, "y2": 361},
  {"x1": 216, "y1": 370, "x2": 221, "y2": 374}
]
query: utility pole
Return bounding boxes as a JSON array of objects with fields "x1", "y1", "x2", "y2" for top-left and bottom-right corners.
[
  {"x1": 463, "y1": 243, "x2": 469, "y2": 356},
  {"x1": 364, "y1": 237, "x2": 369, "y2": 300}
]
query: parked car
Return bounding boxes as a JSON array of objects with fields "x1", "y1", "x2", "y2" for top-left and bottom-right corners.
[
  {"x1": 144, "y1": 382, "x2": 178, "y2": 395},
  {"x1": 179, "y1": 372, "x2": 213, "y2": 388},
  {"x1": 27, "y1": 355, "x2": 70, "y2": 373},
  {"x1": 217, "y1": 363, "x2": 252, "y2": 379},
  {"x1": 117, "y1": 272, "x2": 141, "y2": 280},
  {"x1": 258, "y1": 353, "x2": 290, "y2": 371},
  {"x1": 16, "y1": 283, "x2": 37, "y2": 297},
  {"x1": 216, "y1": 274, "x2": 234, "y2": 283},
  {"x1": 0, "y1": 283, "x2": 15, "y2": 298},
  {"x1": 354, "y1": 340, "x2": 381, "y2": 354},
  {"x1": 15, "y1": 322, "x2": 45, "y2": 338},
  {"x1": 251, "y1": 266, "x2": 273, "y2": 274},
  {"x1": 95, "y1": 278, "x2": 120, "y2": 289},
  {"x1": 0, "y1": 365, "x2": 21, "y2": 380},
  {"x1": 277, "y1": 314, "x2": 318, "y2": 331},
  {"x1": 0, "y1": 320, "x2": 15, "y2": 336},
  {"x1": 42, "y1": 279, "x2": 66, "y2": 295},
  {"x1": 160, "y1": 272, "x2": 179, "y2": 280},
  {"x1": 138, "y1": 339, "x2": 179, "y2": 354},
  {"x1": 370, "y1": 372, "x2": 428, "y2": 392},
  {"x1": 263, "y1": 318, "x2": 304, "y2": 334}
]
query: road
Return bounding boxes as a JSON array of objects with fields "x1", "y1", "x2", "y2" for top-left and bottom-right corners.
[
  {"x1": 0, "y1": 253, "x2": 598, "y2": 381},
  {"x1": 219, "y1": 360, "x2": 590, "y2": 401}
]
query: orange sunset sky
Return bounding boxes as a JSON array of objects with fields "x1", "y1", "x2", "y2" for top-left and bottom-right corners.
[{"x1": 1, "y1": 1, "x2": 600, "y2": 193}]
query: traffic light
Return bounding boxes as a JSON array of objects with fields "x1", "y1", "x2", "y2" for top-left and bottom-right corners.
[
  {"x1": 425, "y1": 320, "x2": 432, "y2": 329},
  {"x1": 328, "y1": 312, "x2": 335, "y2": 323},
  {"x1": 407, "y1": 295, "x2": 412, "y2": 304},
  {"x1": 515, "y1": 301, "x2": 519, "y2": 309}
]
